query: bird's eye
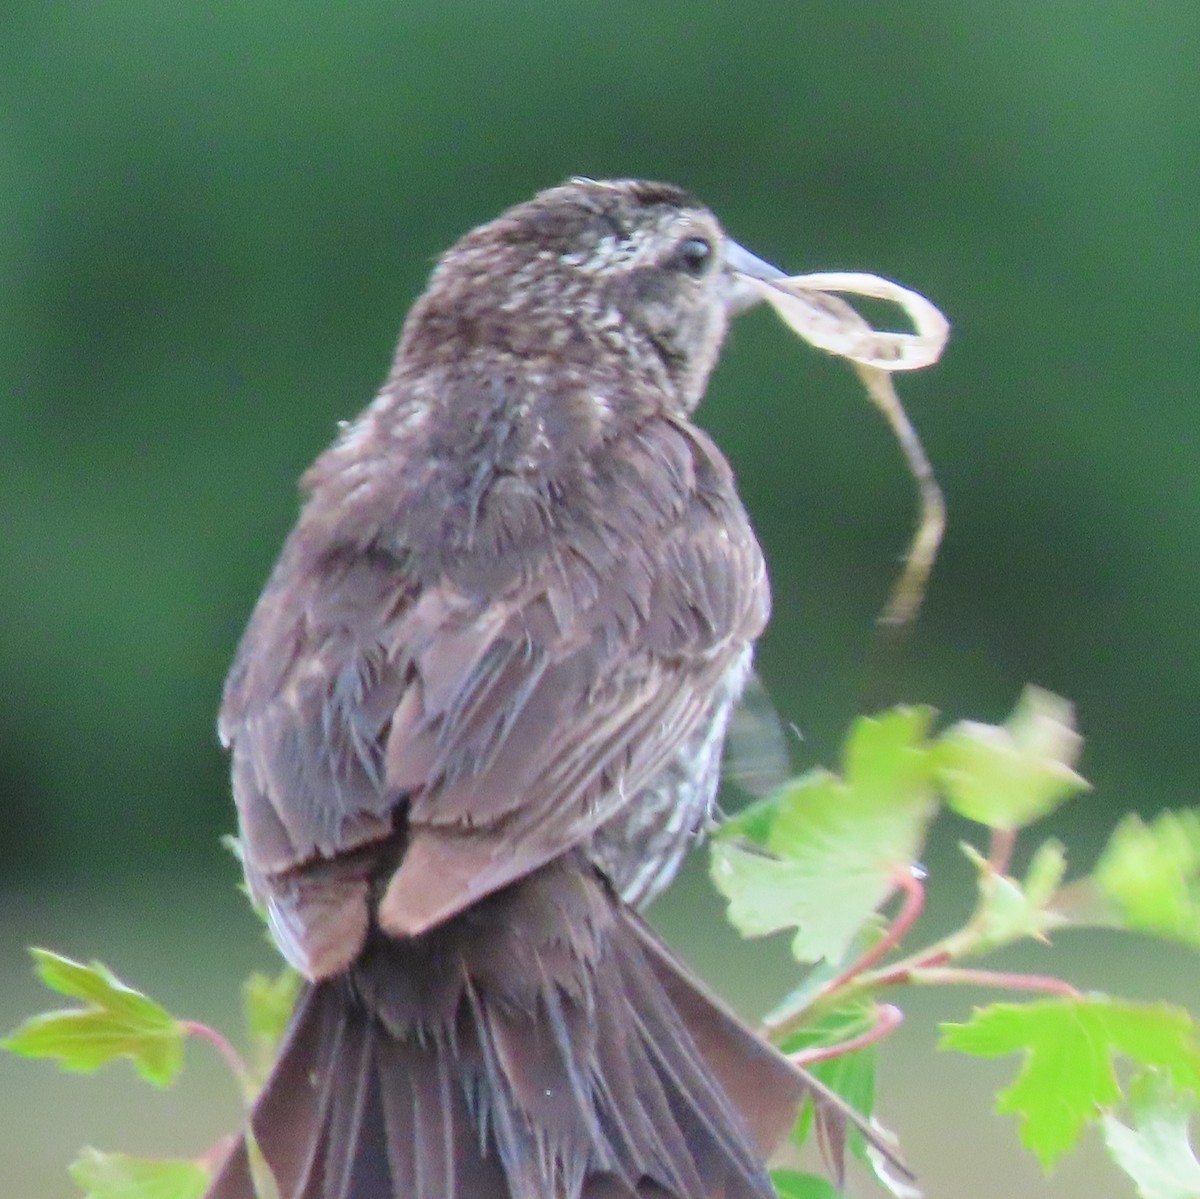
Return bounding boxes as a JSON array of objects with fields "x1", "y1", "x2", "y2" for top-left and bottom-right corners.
[{"x1": 671, "y1": 237, "x2": 714, "y2": 279}]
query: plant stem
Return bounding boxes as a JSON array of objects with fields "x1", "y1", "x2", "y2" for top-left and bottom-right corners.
[
  {"x1": 903, "y1": 966, "x2": 1083, "y2": 999},
  {"x1": 825, "y1": 868, "x2": 926, "y2": 995},
  {"x1": 763, "y1": 868, "x2": 927, "y2": 1042},
  {"x1": 182, "y1": 1020, "x2": 257, "y2": 1104},
  {"x1": 788, "y1": 1004, "x2": 904, "y2": 1068},
  {"x1": 763, "y1": 834, "x2": 1084, "y2": 1045},
  {"x1": 988, "y1": 828, "x2": 1017, "y2": 877}
]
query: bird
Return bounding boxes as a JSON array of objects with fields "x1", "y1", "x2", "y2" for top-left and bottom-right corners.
[{"x1": 206, "y1": 178, "x2": 809, "y2": 1199}]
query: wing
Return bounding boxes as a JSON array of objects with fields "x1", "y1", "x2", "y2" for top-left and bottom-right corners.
[
  {"x1": 220, "y1": 536, "x2": 421, "y2": 976},
  {"x1": 221, "y1": 417, "x2": 768, "y2": 972}
]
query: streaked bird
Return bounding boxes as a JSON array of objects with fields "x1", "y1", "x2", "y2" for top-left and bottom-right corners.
[{"x1": 207, "y1": 178, "x2": 807, "y2": 1199}]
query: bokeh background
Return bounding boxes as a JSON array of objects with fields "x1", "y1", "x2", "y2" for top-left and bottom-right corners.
[{"x1": 3, "y1": 4, "x2": 1198, "y2": 1195}]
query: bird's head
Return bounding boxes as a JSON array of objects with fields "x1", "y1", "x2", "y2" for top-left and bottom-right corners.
[{"x1": 395, "y1": 178, "x2": 782, "y2": 415}]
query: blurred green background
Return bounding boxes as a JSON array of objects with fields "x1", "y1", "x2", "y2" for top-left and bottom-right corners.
[{"x1": 2, "y1": 3, "x2": 1197, "y2": 1196}]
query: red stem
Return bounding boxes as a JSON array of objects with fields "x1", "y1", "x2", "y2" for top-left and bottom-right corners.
[
  {"x1": 905, "y1": 966, "x2": 1082, "y2": 999},
  {"x1": 182, "y1": 1020, "x2": 254, "y2": 1097},
  {"x1": 788, "y1": 1004, "x2": 904, "y2": 1067},
  {"x1": 988, "y1": 828, "x2": 1017, "y2": 877},
  {"x1": 823, "y1": 866, "x2": 925, "y2": 996}
]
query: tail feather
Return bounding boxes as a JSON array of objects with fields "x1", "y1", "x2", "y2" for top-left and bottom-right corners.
[
  {"x1": 377, "y1": 1031, "x2": 509, "y2": 1199},
  {"x1": 622, "y1": 912, "x2": 811, "y2": 1157},
  {"x1": 613, "y1": 929, "x2": 778, "y2": 1189},
  {"x1": 205, "y1": 858, "x2": 804, "y2": 1199},
  {"x1": 320, "y1": 1014, "x2": 382, "y2": 1199}
]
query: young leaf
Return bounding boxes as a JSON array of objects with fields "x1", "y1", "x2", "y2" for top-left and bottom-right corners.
[
  {"x1": 1093, "y1": 810, "x2": 1200, "y2": 948},
  {"x1": 1102, "y1": 1074, "x2": 1200, "y2": 1199},
  {"x1": 2, "y1": 949, "x2": 185, "y2": 1086},
  {"x1": 935, "y1": 687, "x2": 1088, "y2": 831},
  {"x1": 711, "y1": 707, "x2": 937, "y2": 963},
  {"x1": 1022, "y1": 837, "x2": 1069, "y2": 909},
  {"x1": 940, "y1": 997, "x2": 1200, "y2": 1170},
  {"x1": 69, "y1": 1147, "x2": 208, "y2": 1199},
  {"x1": 243, "y1": 966, "x2": 301, "y2": 1083},
  {"x1": 961, "y1": 838, "x2": 1067, "y2": 948}
]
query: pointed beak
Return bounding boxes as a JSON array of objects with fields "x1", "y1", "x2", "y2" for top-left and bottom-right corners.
[{"x1": 724, "y1": 240, "x2": 786, "y2": 313}]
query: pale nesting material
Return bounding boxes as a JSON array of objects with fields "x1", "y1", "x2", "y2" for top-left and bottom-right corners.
[
  {"x1": 746, "y1": 271, "x2": 949, "y2": 372},
  {"x1": 741, "y1": 266, "x2": 951, "y2": 632}
]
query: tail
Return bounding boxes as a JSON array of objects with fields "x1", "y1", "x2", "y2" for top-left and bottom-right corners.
[{"x1": 206, "y1": 856, "x2": 809, "y2": 1199}]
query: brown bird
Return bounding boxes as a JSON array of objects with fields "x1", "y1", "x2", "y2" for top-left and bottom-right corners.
[{"x1": 207, "y1": 178, "x2": 808, "y2": 1199}]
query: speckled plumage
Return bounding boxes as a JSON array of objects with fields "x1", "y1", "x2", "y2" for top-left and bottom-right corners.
[{"x1": 208, "y1": 179, "x2": 804, "y2": 1199}]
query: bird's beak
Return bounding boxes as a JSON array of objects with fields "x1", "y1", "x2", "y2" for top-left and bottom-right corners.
[{"x1": 724, "y1": 240, "x2": 786, "y2": 314}]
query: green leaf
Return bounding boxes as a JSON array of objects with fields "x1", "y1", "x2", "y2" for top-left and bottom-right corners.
[
  {"x1": 243, "y1": 966, "x2": 301, "y2": 1082},
  {"x1": 712, "y1": 706, "x2": 938, "y2": 962},
  {"x1": 1103, "y1": 1074, "x2": 1200, "y2": 1199},
  {"x1": 935, "y1": 686, "x2": 1088, "y2": 830},
  {"x1": 781, "y1": 1004, "x2": 878, "y2": 1161},
  {"x1": 770, "y1": 1169, "x2": 842, "y2": 1199},
  {"x1": 940, "y1": 997, "x2": 1200, "y2": 1170},
  {"x1": 69, "y1": 1148, "x2": 208, "y2": 1199},
  {"x1": 1023, "y1": 837, "x2": 1069, "y2": 908},
  {"x1": 2, "y1": 949, "x2": 185, "y2": 1086},
  {"x1": 961, "y1": 838, "x2": 1068, "y2": 947},
  {"x1": 1094, "y1": 810, "x2": 1200, "y2": 948}
]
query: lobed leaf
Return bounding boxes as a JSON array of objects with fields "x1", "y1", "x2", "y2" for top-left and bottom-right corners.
[
  {"x1": 781, "y1": 1004, "x2": 878, "y2": 1163},
  {"x1": 940, "y1": 997, "x2": 1200, "y2": 1170},
  {"x1": 712, "y1": 707, "x2": 938, "y2": 963},
  {"x1": 1102, "y1": 1074, "x2": 1200, "y2": 1199},
  {"x1": 1094, "y1": 809, "x2": 1200, "y2": 948},
  {"x1": 243, "y1": 966, "x2": 301, "y2": 1084},
  {"x1": 2, "y1": 949, "x2": 185, "y2": 1086},
  {"x1": 935, "y1": 687, "x2": 1088, "y2": 831}
]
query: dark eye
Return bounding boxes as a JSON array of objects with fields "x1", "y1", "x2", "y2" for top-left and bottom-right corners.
[{"x1": 671, "y1": 237, "x2": 714, "y2": 278}]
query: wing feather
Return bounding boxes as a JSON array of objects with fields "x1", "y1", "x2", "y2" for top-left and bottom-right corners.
[{"x1": 221, "y1": 417, "x2": 768, "y2": 961}]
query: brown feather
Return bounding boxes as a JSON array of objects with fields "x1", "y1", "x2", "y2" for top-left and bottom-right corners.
[
  {"x1": 206, "y1": 858, "x2": 800, "y2": 1199},
  {"x1": 211, "y1": 179, "x2": 805, "y2": 1198}
]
